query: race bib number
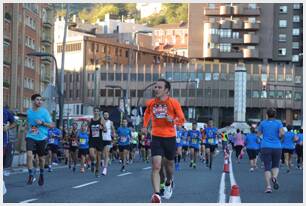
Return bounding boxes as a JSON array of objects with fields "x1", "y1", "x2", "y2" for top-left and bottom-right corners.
[
  {"x1": 192, "y1": 138, "x2": 198, "y2": 144},
  {"x1": 91, "y1": 125, "x2": 100, "y2": 137},
  {"x1": 120, "y1": 136, "x2": 127, "y2": 143},
  {"x1": 208, "y1": 138, "x2": 214, "y2": 144},
  {"x1": 153, "y1": 104, "x2": 168, "y2": 119},
  {"x1": 49, "y1": 138, "x2": 55, "y2": 144},
  {"x1": 79, "y1": 138, "x2": 86, "y2": 145},
  {"x1": 31, "y1": 126, "x2": 39, "y2": 135},
  {"x1": 72, "y1": 140, "x2": 78, "y2": 147}
]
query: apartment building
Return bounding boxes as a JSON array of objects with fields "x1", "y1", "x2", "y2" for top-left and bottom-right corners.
[
  {"x1": 188, "y1": 3, "x2": 303, "y2": 66},
  {"x1": 3, "y1": 3, "x2": 55, "y2": 113},
  {"x1": 153, "y1": 22, "x2": 188, "y2": 57}
]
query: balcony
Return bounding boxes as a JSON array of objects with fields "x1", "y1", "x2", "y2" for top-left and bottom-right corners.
[
  {"x1": 43, "y1": 18, "x2": 53, "y2": 28},
  {"x1": 232, "y1": 19, "x2": 244, "y2": 29},
  {"x1": 41, "y1": 56, "x2": 52, "y2": 64},
  {"x1": 243, "y1": 34, "x2": 259, "y2": 44},
  {"x1": 204, "y1": 8, "x2": 219, "y2": 16},
  {"x1": 244, "y1": 21, "x2": 260, "y2": 30},
  {"x1": 220, "y1": 5, "x2": 233, "y2": 16},
  {"x1": 220, "y1": 37, "x2": 243, "y2": 44},
  {"x1": 219, "y1": 51, "x2": 243, "y2": 58},
  {"x1": 220, "y1": 19, "x2": 232, "y2": 28},
  {"x1": 41, "y1": 34, "x2": 52, "y2": 46},
  {"x1": 41, "y1": 75, "x2": 51, "y2": 83},
  {"x1": 243, "y1": 48, "x2": 259, "y2": 58},
  {"x1": 233, "y1": 5, "x2": 260, "y2": 16},
  {"x1": 204, "y1": 48, "x2": 220, "y2": 58},
  {"x1": 207, "y1": 34, "x2": 220, "y2": 43}
]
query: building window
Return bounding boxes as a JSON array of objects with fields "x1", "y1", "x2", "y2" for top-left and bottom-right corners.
[
  {"x1": 123, "y1": 73, "x2": 128, "y2": 81},
  {"x1": 229, "y1": 90, "x2": 234, "y2": 98},
  {"x1": 278, "y1": 34, "x2": 286, "y2": 42},
  {"x1": 209, "y1": 28, "x2": 219, "y2": 35},
  {"x1": 279, "y1": 20, "x2": 287, "y2": 27},
  {"x1": 285, "y1": 91, "x2": 292, "y2": 99},
  {"x1": 261, "y1": 91, "x2": 267, "y2": 98},
  {"x1": 286, "y1": 74, "x2": 293, "y2": 82},
  {"x1": 293, "y1": 4, "x2": 300, "y2": 9},
  {"x1": 292, "y1": 42, "x2": 299, "y2": 49},
  {"x1": 293, "y1": 15, "x2": 300, "y2": 22},
  {"x1": 107, "y1": 89, "x2": 114, "y2": 97},
  {"x1": 276, "y1": 91, "x2": 284, "y2": 99},
  {"x1": 213, "y1": 73, "x2": 219, "y2": 80},
  {"x1": 137, "y1": 90, "x2": 144, "y2": 98},
  {"x1": 208, "y1": 3, "x2": 215, "y2": 9},
  {"x1": 292, "y1": 55, "x2": 299, "y2": 62},
  {"x1": 138, "y1": 73, "x2": 144, "y2": 81},
  {"x1": 268, "y1": 91, "x2": 275, "y2": 98},
  {"x1": 279, "y1": 5, "x2": 288, "y2": 13},
  {"x1": 100, "y1": 89, "x2": 106, "y2": 97},
  {"x1": 277, "y1": 74, "x2": 284, "y2": 81},
  {"x1": 232, "y1": 32, "x2": 239, "y2": 39},
  {"x1": 131, "y1": 73, "x2": 137, "y2": 81},
  {"x1": 220, "y1": 43, "x2": 231, "y2": 52},
  {"x1": 294, "y1": 92, "x2": 302, "y2": 101},
  {"x1": 100, "y1": 72, "x2": 107, "y2": 81},
  {"x1": 130, "y1": 90, "x2": 136, "y2": 97},
  {"x1": 252, "y1": 91, "x2": 259, "y2": 98},
  {"x1": 153, "y1": 73, "x2": 159, "y2": 81},
  {"x1": 145, "y1": 73, "x2": 152, "y2": 81},
  {"x1": 292, "y1": 28, "x2": 300, "y2": 36},
  {"x1": 115, "y1": 89, "x2": 121, "y2": 97},
  {"x1": 295, "y1": 75, "x2": 302, "y2": 83},
  {"x1": 125, "y1": 50, "x2": 129, "y2": 58},
  {"x1": 220, "y1": 29, "x2": 231, "y2": 38},
  {"x1": 108, "y1": 73, "x2": 114, "y2": 81},
  {"x1": 205, "y1": 73, "x2": 211, "y2": 81},
  {"x1": 248, "y1": 3, "x2": 257, "y2": 9},
  {"x1": 278, "y1": 48, "x2": 286, "y2": 56},
  {"x1": 248, "y1": 17, "x2": 256, "y2": 23},
  {"x1": 115, "y1": 73, "x2": 122, "y2": 81}
]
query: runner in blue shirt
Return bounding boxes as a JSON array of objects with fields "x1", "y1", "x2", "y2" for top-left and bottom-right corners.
[
  {"x1": 175, "y1": 125, "x2": 184, "y2": 171},
  {"x1": 204, "y1": 119, "x2": 218, "y2": 169},
  {"x1": 78, "y1": 122, "x2": 89, "y2": 173},
  {"x1": 47, "y1": 127, "x2": 62, "y2": 172},
  {"x1": 117, "y1": 119, "x2": 132, "y2": 172},
  {"x1": 25, "y1": 94, "x2": 54, "y2": 186},
  {"x1": 188, "y1": 122, "x2": 202, "y2": 169},
  {"x1": 180, "y1": 127, "x2": 189, "y2": 161},
  {"x1": 282, "y1": 125, "x2": 296, "y2": 173},
  {"x1": 245, "y1": 127, "x2": 261, "y2": 172},
  {"x1": 257, "y1": 108, "x2": 285, "y2": 193},
  {"x1": 295, "y1": 128, "x2": 303, "y2": 169}
]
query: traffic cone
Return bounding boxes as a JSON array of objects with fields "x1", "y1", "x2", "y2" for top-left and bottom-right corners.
[
  {"x1": 223, "y1": 158, "x2": 229, "y2": 173},
  {"x1": 229, "y1": 185, "x2": 241, "y2": 203}
]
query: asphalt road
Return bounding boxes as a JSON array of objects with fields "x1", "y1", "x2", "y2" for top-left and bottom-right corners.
[{"x1": 3, "y1": 149, "x2": 303, "y2": 203}]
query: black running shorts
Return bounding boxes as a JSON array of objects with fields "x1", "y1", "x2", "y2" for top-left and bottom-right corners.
[
  {"x1": 151, "y1": 136, "x2": 176, "y2": 160},
  {"x1": 47, "y1": 144, "x2": 58, "y2": 154},
  {"x1": 246, "y1": 149, "x2": 259, "y2": 160},
  {"x1": 26, "y1": 138, "x2": 48, "y2": 156},
  {"x1": 79, "y1": 148, "x2": 89, "y2": 156},
  {"x1": 118, "y1": 145, "x2": 130, "y2": 152},
  {"x1": 89, "y1": 138, "x2": 104, "y2": 151},
  {"x1": 282, "y1": 148, "x2": 294, "y2": 154}
]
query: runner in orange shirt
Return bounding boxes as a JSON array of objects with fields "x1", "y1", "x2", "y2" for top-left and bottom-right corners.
[{"x1": 142, "y1": 79, "x2": 185, "y2": 203}]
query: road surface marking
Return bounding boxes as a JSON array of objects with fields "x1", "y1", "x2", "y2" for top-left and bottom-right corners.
[
  {"x1": 218, "y1": 172, "x2": 226, "y2": 203},
  {"x1": 117, "y1": 172, "x2": 132, "y2": 177},
  {"x1": 142, "y1": 166, "x2": 151, "y2": 170},
  {"x1": 20, "y1": 198, "x2": 38, "y2": 203},
  {"x1": 73, "y1": 181, "x2": 98, "y2": 189},
  {"x1": 229, "y1": 151, "x2": 237, "y2": 186}
]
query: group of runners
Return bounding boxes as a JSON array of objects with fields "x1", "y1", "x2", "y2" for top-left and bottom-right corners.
[{"x1": 3, "y1": 78, "x2": 303, "y2": 202}]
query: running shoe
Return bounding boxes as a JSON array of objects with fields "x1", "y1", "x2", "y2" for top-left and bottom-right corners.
[
  {"x1": 192, "y1": 163, "x2": 196, "y2": 169},
  {"x1": 189, "y1": 162, "x2": 193, "y2": 167},
  {"x1": 151, "y1": 193, "x2": 161, "y2": 203},
  {"x1": 48, "y1": 165, "x2": 52, "y2": 172},
  {"x1": 271, "y1": 177, "x2": 279, "y2": 190},
  {"x1": 38, "y1": 174, "x2": 44, "y2": 186},
  {"x1": 27, "y1": 175, "x2": 34, "y2": 185},
  {"x1": 91, "y1": 163, "x2": 95, "y2": 173},
  {"x1": 265, "y1": 186, "x2": 272, "y2": 193},
  {"x1": 121, "y1": 166, "x2": 126, "y2": 172},
  {"x1": 72, "y1": 167, "x2": 76, "y2": 172},
  {"x1": 163, "y1": 181, "x2": 174, "y2": 199},
  {"x1": 102, "y1": 167, "x2": 107, "y2": 176},
  {"x1": 249, "y1": 168, "x2": 254, "y2": 172},
  {"x1": 95, "y1": 171, "x2": 101, "y2": 178}
]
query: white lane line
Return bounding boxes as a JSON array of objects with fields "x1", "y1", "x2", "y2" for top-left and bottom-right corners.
[
  {"x1": 117, "y1": 172, "x2": 132, "y2": 177},
  {"x1": 20, "y1": 198, "x2": 38, "y2": 203},
  {"x1": 142, "y1": 166, "x2": 151, "y2": 170},
  {"x1": 229, "y1": 151, "x2": 237, "y2": 186},
  {"x1": 73, "y1": 181, "x2": 98, "y2": 189},
  {"x1": 218, "y1": 172, "x2": 226, "y2": 203}
]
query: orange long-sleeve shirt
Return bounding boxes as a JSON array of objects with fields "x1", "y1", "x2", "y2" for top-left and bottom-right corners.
[{"x1": 143, "y1": 97, "x2": 185, "y2": 138}]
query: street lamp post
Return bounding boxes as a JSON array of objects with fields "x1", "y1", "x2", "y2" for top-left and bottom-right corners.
[
  {"x1": 105, "y1": 85, "x2": 127, "y2": 124},
  {"x1": 27, "y1": 52, "x2": 64, "y2": 128}
]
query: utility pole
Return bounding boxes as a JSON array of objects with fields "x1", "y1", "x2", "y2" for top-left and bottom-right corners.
[{"x1": 59, "y1": 3, "x2": 69, "y2": 129}]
